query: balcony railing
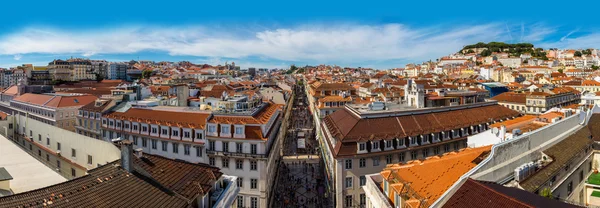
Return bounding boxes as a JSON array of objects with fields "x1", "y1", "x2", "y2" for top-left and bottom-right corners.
[{"x1": 206, "y1": 150, "x2": 266, "y2": 158}]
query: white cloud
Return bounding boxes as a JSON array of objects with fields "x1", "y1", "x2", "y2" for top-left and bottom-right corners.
[
  {"x1": 13, "y1": 54, "x2": 22, "y2": 61},
  {"x1": 0, "y1": 23, "x2": 553, "y2": 66}
]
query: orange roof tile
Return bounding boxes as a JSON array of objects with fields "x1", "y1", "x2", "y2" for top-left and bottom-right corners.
[{"x1": 381, "y1": 146, "x2": 491, "y2": 206}]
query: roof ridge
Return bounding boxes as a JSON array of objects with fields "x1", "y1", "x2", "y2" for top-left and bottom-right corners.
[{"x1": 468, "y1": 179, "x2": 534, "y2": 208}]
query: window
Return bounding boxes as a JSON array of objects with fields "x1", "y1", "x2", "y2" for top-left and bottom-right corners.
[
  {"x1": 142, "y1": 126, "x2": 147, "y2": 132},
  {"x1": 30, "y1": 130, "x2": 32, "y2": 137},
  {"x1": 359, "y1": 143, "x2": 366, "y2": 151},
  {"x1": 221, "y1": 126, "x2": 230, "y2": 134},
  {"x1": 172, "y1": 143, "x2": 179, "y2": 154},
  {"x1": 372, "y1": 141, "x2": 380, "y2": 150},
  {"x1": 373, "y1": 157, "x2": 380, "y2": 166},
  {"x1": 345, "y1": 177, "x2": 353, "y2": 188},
  {"x1": 250, "y1": 160, "x2": 257, "y2": 170},
  {"x1": 580, "y1": 170, "x2": 584, "y2": 183},
  {"x1": 209, "y1": 157, "x2": 215, "y2": 166},
  {"x1": 433, "y1": 146, "x2": 440, "y2": 155},
  {"x1": 250, "y1": 179, "x2": 258, "y2": 189},
  {"x1": 71, "y1": 168, "x2": 76, "y2": 177},
  {"x1": 237, "y1": 177, "x2": 243, "y2": 188},
  {"x1": 223, "y1": 142, "x2": 229, "y2": 152},
  {"x1": 46, "y1": 154, "x2": 49, "y2": 161},
  {"x1": 161, "y1": 141, "x2": 168, "y2": 151},
  {"x1": 184, "y1": 131, "x2": 190, "y2": 138},
  {"x1": 235, "y1": 127, "x2": 243, "y2": 134},
  {"x1": 360, "y1": 194, "x2": 366, "y2": 206},
  {"x1": 236, "y1": 159, "x2": 244, "y2": 170},
  {"x1": 150, "y1": 139, "x2": 157, "y2": 149},
  {"x1": 237, "y1": 196, "x2": 244, "y2": 208},
  {"x1": 38, "y1": 149, "x2": 41, "y2": 156},
  {"x1": 345, "y1": 159, "x2": 352, "y2": 169},
  {"x1": 386, "y1": 155, "x2": 392, "y2": 164},
  {"x1": 142, "y1": 138, "x2": 147, "y2": 147},
  {"x1": 71, "y1": 148, "x2": 76, "y2": 158},
  {"x1": 359, "y1": 158, "x2": 366, "y2": 168},
  {"x1": 57, "y1": 160, "x2": 61, "y2": 169},
  {"x1": 411, "y1": 151, "x2": 417, "y2": 160},
  {"x1": 45, "y1": 137, "x2": 50, "y2": 145},
  {"x1": 196, "y1": 132, "x2": 202, "y2": 139},
  {"x1": 567, "y1": 181, "x2": 573, "y2": 195},
  {"x1": 251, "y1": 144, "x2": 257, "y2": 154},
  {"x1": 88, "y1": 155, "x2": 93, "y2": 165},
  {"x1": 385, "y1": 140, "x2": 392, "y2": 148},
  {"x1": 399, "y1": 152, "x2": 405, "y2": 162},
  {"x1": 222, "y1": 158, "x2": 229, "y2": 168},
  {"x1": 236, "y1": 142, "x2": 243, "y2": 153},
  {"x1": 38, "y1": 134, "x2": 41, "y2": 141},
  {"x1": 250, "y1": 197, "x2": 258, "y2": 208},
  {"x1": 454, "y1": 142, "x2": 459, "y2": 150},
  {"x1": 184, "y1": 144, "x2": 190, "y2": 155},
  {"x1": 162, "y1": 129, "x2": 168, "y2": 135},
  {"x1": 209, "y1": 140, "x2": 215, "y2": 151},
  {"x1": 133, "y1": 136, "x2": 138, "y2": 145},
  {"x1": 209, "y1": 125, "x2": 216, "y2": 133},
  {"x1": 444, "y1": 144, "x2": 450, "y2": 152},
  {"x1": 151, "y1": 128, "x2": 157, "y2": 134},
  {"x1": 173, "y1": 130, "x2": 179, "y2": 137},
  {"x1": 195, "y1": 146, "x2": 202, "y2": 157},
  {"x1": 345, "y1": 195, "x2": 353, "y2": 207},
  {"x1": 360, "y1": 176, "x2": 366, "y2": 186},
  {"x1": 422, "y1": 149, "x2": 429, "y2": 158}
]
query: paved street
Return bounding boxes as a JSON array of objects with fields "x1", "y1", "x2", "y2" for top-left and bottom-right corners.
[{"x1": 273, "y1": 84, "x2": 331, "y2": 208}]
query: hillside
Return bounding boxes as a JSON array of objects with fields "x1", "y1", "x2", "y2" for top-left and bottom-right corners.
[{"x1": 461, "y1": 42, "x2": 547, "y2": 60}]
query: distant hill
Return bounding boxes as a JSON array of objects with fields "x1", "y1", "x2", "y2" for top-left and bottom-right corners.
[{"x1": 461, "y1": 42, "x2": 546, "y2": 59}]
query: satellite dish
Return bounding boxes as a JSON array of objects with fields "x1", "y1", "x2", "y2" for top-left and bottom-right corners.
[{"x1": 492, "y1": 127, "x2": 499, "y2": 135}]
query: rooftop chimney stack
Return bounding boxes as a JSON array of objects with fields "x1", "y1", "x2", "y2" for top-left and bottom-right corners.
[{"x1": 120, "y1": 140, "x2": 134, "y2": 173}]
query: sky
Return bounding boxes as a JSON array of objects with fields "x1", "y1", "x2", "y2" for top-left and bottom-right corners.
[{"x1": 1, "y1": 0, "x2": 600, "y2": 69}]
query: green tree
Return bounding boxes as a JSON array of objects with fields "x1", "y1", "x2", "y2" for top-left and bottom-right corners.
[
  {"x1": 558, "y1": 68, "x2": 564, "y2": 74},
  {"x1": 142, "y1": 70, "x2": 153, "y2": 79},
  {"x1": 539, "y1": 187, "x2": 553, "y2": 198},
  {"x1": 480, "y1": 49, "x2": 492, "y2": 57},
  {"x1": 94, "y1": 73, "x2": 104, "y2": 82},
  {"x1": 466, "y1": 49, "x2": 475, "y2": 54},
  {"x1": 583, "y1": 49, "x2": 592, "y2": 55},
  {"x1": 593, "y1": 65, "x2": 599, "y2": 70},
  {"x1": 574, "y1": 51, "x2": 582, "y2": 57}
]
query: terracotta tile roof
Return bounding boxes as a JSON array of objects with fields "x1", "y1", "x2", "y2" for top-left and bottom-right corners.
[
  {"x1": 320, "y1": 95, "x2": 352, "y2": 102},
  {"x1": 381, "y1": 146, "x2": 492, "y2": 207},
  {"x1": 12, "y1": 93, "x2": 97, "y2": 108},
  {"x1": 134, "y1": 154, "x2": 222, "y2": 198},
  {"x1": 324, "y1": 104, "x2": 518, "y2": 143},
  {"x1": 443, "y1": 179, "x2": 578, "y2": 208},
  {"x1": 1, "y1": 85, "x2": 18, "y2": 95},
  {"x1": 489, "y1": 92, "x2": 527, "y2": 104},
  {"x1": 0, "y1": 162, "x2": 191, "y2": 208},
  {"x1": 208, "y1": 102, "x2": 281, "y2": 125},
  {"x1": 587, "y1": 114, "x2": 600, "y2": 141},
  {"x1": 519, "y1": 127, "x2": 593, "y2": 192},
  {"x1": 105, "y1": 108, "x2": 211, "y2": 129}
]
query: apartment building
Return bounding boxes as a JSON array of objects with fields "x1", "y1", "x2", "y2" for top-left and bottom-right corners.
[
  {"x1": 76, "y1": 99, "x2": 116, "y2": 139},
  {"x1": 205, "y1": 101, "x2": 282, "y2": 208},
  {"x1": 48, "y1": 59, "x2": 71, "y2": 81},
  {"x1": 491, "y1": 87, "x2": 580, "y2": 114},
  {"x1": 307, "y1": 81, "x2": 355, "y2": 118},
  {"x1": 9, "y1": 93, "x2": 97, "y2": 131},
  {"x1": 102, "y1": 105, "x2": 211, "y2": 164},
  {"x1": 318, "y1": 102, "x2": 519, "y2": 208}
]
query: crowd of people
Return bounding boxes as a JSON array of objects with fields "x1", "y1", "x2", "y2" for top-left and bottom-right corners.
[{"x1": 273, "y1": 161, "x2": 328, "y2": 208}]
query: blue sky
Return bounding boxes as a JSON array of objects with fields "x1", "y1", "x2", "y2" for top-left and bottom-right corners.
[{"x1": 1, "y1": 0, "x2": 600, "y2": 69}]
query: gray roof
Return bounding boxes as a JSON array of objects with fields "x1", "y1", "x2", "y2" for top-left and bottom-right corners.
[{"x1": 0, "y1": 167, "x2": 13, "y2": 181}]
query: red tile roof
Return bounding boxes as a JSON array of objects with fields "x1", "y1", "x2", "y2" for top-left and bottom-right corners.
[{"x1": 105, "y1": 108, "x2": 211, "y2": 129}]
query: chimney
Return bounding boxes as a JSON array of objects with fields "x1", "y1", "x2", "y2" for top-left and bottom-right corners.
[
  {"x1": 134, "y1": 148, "x2": 143, "y2": 158},
  {"x1": 120, "y1": 140, "x2": 134, "y2": 173}
]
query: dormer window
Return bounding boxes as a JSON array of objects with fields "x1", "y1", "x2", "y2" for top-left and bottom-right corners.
[
  {"x1": 142, "y1": 126, "x2": 148, "y2": 132},
  {"x1": 372, "y1": 141, "x2": 380, "y2": 150},
  {"x1": 398, "y1": 138, "x2": 405, "y2": 147},
  {"x1": 209, "y1": 125, "x2": 216, "y2": 133},
  {"x1": 359, "y1": 143, "x2": 366, "y2": 151},
  {"x1": 173, "y1": 130, "x2": 179, "y2": 137},
  {"x1": 151, "y1": 128, "x2": 157, "y2": 134},
  {"x1": 235, "y1": 126, "x2": 243, "y2": 135},
  {"x1": 221, "y1": 126, "x2": 230, "y2": 134},
  {"x1": 385, "y1": 140, "x2": 392, "y2": 149},
  {"x1": 162, "y1": 129, "x2": 168, "y2": 135},
  {"x1": 184, "y1": 131, "x2": 190, "y2": 138},
  {"x1": 410, "y1": 137, "x2": 418, "y2": 145}
]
